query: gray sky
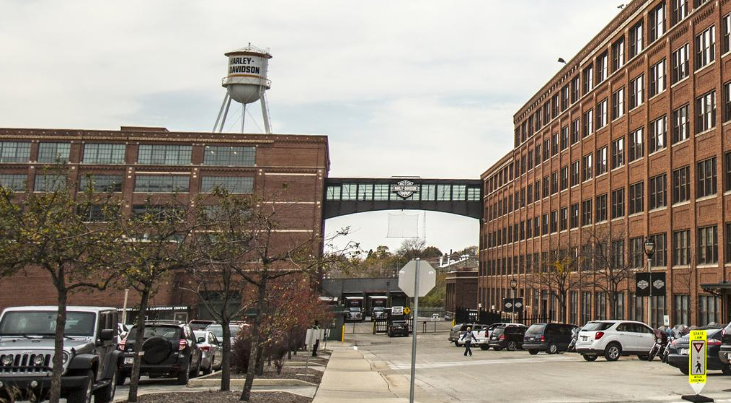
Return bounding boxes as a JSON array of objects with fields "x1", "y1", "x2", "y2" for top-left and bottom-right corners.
[{"x1": 0, "y1": 0, "x2": 619, "y2": 255}]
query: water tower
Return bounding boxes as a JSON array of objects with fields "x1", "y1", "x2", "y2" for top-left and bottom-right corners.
[{"x1": 213, "y1": 44, "x2": 272, "y2": 134}]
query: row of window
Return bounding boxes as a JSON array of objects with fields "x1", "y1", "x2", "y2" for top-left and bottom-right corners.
[
  {"x1": 0, "y1": 142, "x2": 256, "y2": 167},
  {"x1": 325, "y1": 183, "x2": 481, "y2": 202},
  {"x1": 0, "y1": 173, "x2": 254, "y2": 194},
  {"x1": 514, "y1": 0, "x2": 718, "y2": 149}
]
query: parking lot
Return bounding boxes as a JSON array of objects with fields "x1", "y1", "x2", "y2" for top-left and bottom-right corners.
[{"x1": 346, "y1": 322, "x2": 731, "y2": 403}]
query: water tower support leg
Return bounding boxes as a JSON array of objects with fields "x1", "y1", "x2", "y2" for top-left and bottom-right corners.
[
  {"x1": 242, "y1": 104, "x2": 246, "y2": 134},
  {"x1": 261, "y1": 88, "x2": 272, "y2": 134},
  {"x1": 219, "y1": 96, "x2": 233, "y2": 133},
  {"x1": 213, "y1": 93, "x2": 230, "y2": 132}
]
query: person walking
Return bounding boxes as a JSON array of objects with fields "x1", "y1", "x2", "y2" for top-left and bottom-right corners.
[{"x1": 461, "y1": 326, "x2": 477, "y2": 357}]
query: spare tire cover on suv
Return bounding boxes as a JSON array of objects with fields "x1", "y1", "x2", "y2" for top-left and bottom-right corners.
[{"x1": 142, "y1": 336, "x2": 173, "y2": 365}]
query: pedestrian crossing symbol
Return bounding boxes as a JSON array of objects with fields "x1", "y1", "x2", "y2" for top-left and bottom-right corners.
[{"x1": 688, "y1": 330, "x2": 707, "y2": 395}]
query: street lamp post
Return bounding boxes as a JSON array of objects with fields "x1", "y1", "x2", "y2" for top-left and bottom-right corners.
[
  {"x1": 643, "y1": 238, "x2": 656, "y2": 327},
  {"x1": 510, "y1": 278, "x2": 518, "y2": 323}
]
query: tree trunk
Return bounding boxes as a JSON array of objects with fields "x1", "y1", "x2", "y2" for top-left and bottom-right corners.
[
  {"x1": 255, "y1": 346, "x2": 264, "y2": 376},
  {"x1": 48, "y1": 286, "x2": 67, "y2": 403},
  {"x1": 220, "y1": 319, "x2": 231, "y2": 391},
  {"x1": 240, "y1": 278, "x2": 267, "y2": 401},
  {"x1": 128, "y1": 287, "x2": 151, "y2": 403}
]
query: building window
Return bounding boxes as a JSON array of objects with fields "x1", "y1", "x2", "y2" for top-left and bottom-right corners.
[
  {"x1": 77, "y1": 204, "x2": 119, "y2": 223},
  {"x1": 581, "y1": 199, "x2": 592, "y2": 226},
  {"x1": 0, "y1": 174, "x2": 27, "y2": 191},
  {"x1": 696, "y1": 90, "x2": 716, "y2": 133},
  {"x1": 697, "y1": 157, "x2": 717, "y2": 198},
  {"x1": 698, "y1": 225, "x2": 718, "y2": 264},
  {"x1": 560, "y1": 207, "x2": 568, "y2": 231},
  {"x1": 724, "y1": 81, "x2": 731, "y2": 122},
  {"x1": 596, "y1": 146, "x2": 607, "y2": 175},
  {"x1": 628, "y1": 128, "x2": 644, "y2": 162},
  {"x1": 611, "y1": 187, "x2": 625, "y2": 219},
  {"x1": 726, "y1": 223, "x2": 731, "y2": 263},
  {"x1": 534, "y1": 179, "x2": 541, "y2": 200},
  {"x1": 649, "y1": 59, "x2": 666, "y2": 97},
  {"x1": 571, "y1": 161, "x2": 580, "y2": 186},
  {"x1": 695, "y1": 25, "x2": 716, "y2": 70},
  {"x1": 649, "y1": 116, "x2": 666, "y2": 153},
  {"x1": 595, "y1": 292, "x2": 607, "y2": 320},
  {"x1": 583, "y1": 65, "x2": 594, "y2": 94},
  {"x1": 582, "y1": 153, "x2": 593, "y2": 182},
  {"x1": 82, "y1": 143, "x2": 126, "y2": 164},
  {"x1": 672, "y1": 0, "x2": 688, "y2": 25},
  {"x1": 596, "y1": 194, "x2": 607, "y2": 222},
  {"x1": 201, "y1": 176, "x2": 254, "y2": 194},
  {"x1": 0, "y1": 142, "x2": 31, "y2": 163},
  {"x1": 649, "y1": 3, "x2": 666, "y2": 42},
  {"x1": 139, "y1": 144, "x2": 192, "y2": 166},
  {"x1": 560, "y1": 166, "x2": 569, "y2": 190},
  {"x1": 674, "y1": 229, "x2": 691, "y2": 266},
  {"x1": 583, "y1": 109, "x2": 594, "y2": 137},
  {"x1": 38, "y1": 143, "x2": 71, "y2": 163},
  {"x1": 612, "y1": 87, "x2": 625, "y2": 120},
  {"x1": 629, "y1": 74, "x2": 644, "y2": 109},
  {"x1": 560, "y1": 126, "x2": 569, "y2": 150},
  {"x1": 571, "y1": 76, "x2": 580, "y2": 103},
  {"x1": 596, "y1": 98, "x2": 608, "y2": 129},
  {"x1": 726, "y1": 152, "x2": 731, "y2": 192},
  {"x1": 629, "y1": 21, "x2": 644, "y2": 58},
  {"x1": 437, "y1": 184, "x2": 452, "y2": 201},
  {"x1": 561, "y1": 85, "x2": 569, "y2": 111},
  {"x1": 134, "y1": 174, "x2": 190, "y2": 193},
  {"x1": 612, "y1": 37, "x2": 625, "y2": 71},
  {"x1": 672, "y1": 43, "x2": 690, "y2": 83},
  {"x1": 581, "y1": 292, "x2": 592, "y2": 325},
  {"x1": 34, "y1": 174, "x2": 66, "y2": 192},
  {"x1": 596, "y1": 52, "x2": 608, "y2": 84},
  {"x1": 571, "y1": 119, "x2": 580, "y2": 145},
  {"x1": 551, "y1": 171, "x2": 558, "y2": 195},
  {"x1": 542, "y1": 213, "x2": 549, "y2": 235},
  {"x1": 629, "y1": 181, "x2": 644, "y2": 214},
  {"x1": 698, "y1": 295, "x2": 720, "y2": 326},
  {"x1": 650, "y1": 233, "x2": 667, "y2": 266},
  {"x1": 551, "y1": 133, "x2": 559, "y2": 156},
  {"x1": 673, "y1": 166, "x2": 691, "y2": 203},
  {"x1": 611, "y1": 241, "x2": 625, "y2": 268},
  {"x1": 649, "y1": 174, "x2": 667, "y2": 210},
  {"x1": 672, "y1": 103, "x2": 690, "y2": 143},
  {"x1": 542, "y1": 176, "x2": 549, "y2": 199},
  {"x1": 79, "y1": 174, "x2": 123, "y2": 193},
  {"x1": 724, "y1": 13, "x2": 731, "y2": 54},
  {"x1": 552, "y1": 95, "x2": 559, "y2": 118},
  {"x1": 630, "y1": 293, "x2": 645, "y2": 322},
  {"x1": 550, "y1": 210, "x2": 558, "y2": 233},
  {"x1": 674, "y1": 295, "x2": 690, "y2": 325},
  {"x1": 570, "y1": 203, "x2": 579, "y2": 228},
  {"x1": 630, "y1": 237, "x2": 644, "y2": 268},
  {"x1": 202, "y1": 146, "x2": 255, "y2": 166},
  {"x1": 612, "y1": 137, "x2": 625, "y2": 169},
  {"x1": 543, "y1": 139, "x2": 550, "y2": 161}
]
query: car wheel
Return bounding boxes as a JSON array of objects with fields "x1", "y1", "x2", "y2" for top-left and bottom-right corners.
[
  {"x1": 529, "y1": 350, "x2": 538, "y2": 355},
  {"x1": 177, "y1": 365, "x2": 190, "y2": 385},
  {"x1": 203, "y1": 359, "x2": 213, "y2": 375},
  {"x1": 480, "y1": 345, "x2": 489, "y2": 351},
  {"x1": 507, "y1": 341, "x2": 517, "y2": 351},
  {"x1": 191, "y1": 358, "x2": 201, "y2": 378},
  {"x1": 638, "y1": 354, "x2": 649, "y2": 361},
  {"x1": 66, "y1": 370, "x2": 94, "y2": 403},
  {"x1": 723, "y1": 365, "x2": 731, "y2": 375},
  {"x1": 680, "y1": 367, "x2": 689, "y2": 375},
  {"x1": 582, "y1": 354, "x2": 598, "y2": 362},
  {"x1": 116, "y1": 373, "x2": 127, "y2": 386},
  {"x1": 494, "y1": 347, "x2": 503, "y2": 351},
  {"x1": 454, "y1": 341, "x2": 460, "y2": 346},
  {"x1": 93, "y1": 369, "x2": 117, "y2": 403},
  {"x1": 604, "y1": 343, "x2": 622, "y2": 361},
  {"x1": 547, "y1": 343, "x2": 558, "y2": 355}
]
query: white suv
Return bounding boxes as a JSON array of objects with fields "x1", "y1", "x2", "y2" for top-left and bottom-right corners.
[{"x1": 575, "y1": 320, "x2": 655, "y2": 361}]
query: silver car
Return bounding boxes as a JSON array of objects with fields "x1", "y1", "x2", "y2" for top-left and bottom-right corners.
[{"x1": 194, "y1": 330, "x2": 222, "y2": 374}]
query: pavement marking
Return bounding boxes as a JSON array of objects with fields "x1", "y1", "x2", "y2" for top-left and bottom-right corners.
[{"x1": 387, "y1": 355, "x2": 577, "y2": 370}]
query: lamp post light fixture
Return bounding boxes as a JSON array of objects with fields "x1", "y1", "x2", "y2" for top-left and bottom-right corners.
[
  {"x1": 510, "y1": 278, "x2": 518, "y2": 322},
  {"x1": 643, "y1": 238, "x2": 656, "y2": 326}
]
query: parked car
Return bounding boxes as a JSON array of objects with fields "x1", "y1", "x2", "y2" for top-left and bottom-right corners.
[
  {"x1": 119, "y1": 321, "x2": 203, "y2": 385},
  {"x1": 718, "y1": 322, "x2": 731, "y2": 365},
  {"x1": 575, "y1": 320, "x2": 655, "y2": 361},
  {"x1": 193, "y1": 330, "x2": 222, "y2": 374},
  {"x1": 488, "y1": 324, "x2": 527, "y2": 351},
  {"x1": 667, "y1": 328, "x2": 730, "y2": 375},
  {"x1": 188, "y1": 320, "x2": 215, "y2": 331},
  {"x1": 346, "y1": 307, "x2": 364, "y2": 322},
  {"x1": 444, "y1": 313, "x2": 453, "y2": 321},
  {"x1": 449, "y1": 324, "x2": 484, "y2": 346},
  {"x1": 388, "y1": 319, "x2": 410, "y2": 337},
  {"x1": 371, "y1": 307, "x2": 387, "y2": 320},
  {"x1": 205, "y1": 323, "x2": 247, "y2": 346},
  {"x1": 0, "y1": 306, "x2": 122, "y2": 403},
  {"x1": 523, "y1": 323, "x2": 578, "y2": 355},
  {"x1": 476, "y1": 323, "x2": 511, "y2": 350}
]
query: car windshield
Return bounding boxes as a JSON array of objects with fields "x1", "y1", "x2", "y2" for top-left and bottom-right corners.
[
  {"x1": 373, "y1": 307, "x2": 384, "y2": 311},
  {"x1": 127, "y1": 326, "x2": 181, "y2": 340},
  {"x1": 582, "y1": 322, "x2": 614, "y2": 331},
  {"x1": 349, "y1": 307, "x2": 361, "y2": 312},
  {"x1": 207, "y1": 324, "x2": 240, "y2": 338},
  {"x1": 0, "y1": 311, "x2": 96, "y2": 337},
  {"x1": 492, "y1": 327, "x2": 505, "y2": 335},
  {"x1": 526, "y1": 324, "x2": 546, "y2": 335}
]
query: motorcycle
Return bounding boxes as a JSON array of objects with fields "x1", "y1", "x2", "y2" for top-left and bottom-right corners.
[
  {"x1": 648, "y1": 328, "x2": 668, "y2": 361},
  {"x1": 567, "y1": 327, "x2": 579, "y2": 352}
]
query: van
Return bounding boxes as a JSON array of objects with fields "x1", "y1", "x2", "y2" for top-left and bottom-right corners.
[{"x1": 523, "y1": 323, "x2": 578, "y2": 354}]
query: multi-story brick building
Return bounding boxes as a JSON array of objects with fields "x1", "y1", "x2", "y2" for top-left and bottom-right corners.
[
  {"x1": 480, "y1": 0, "x2": 731, "y2": 327},
  {"x1": 0, "y1": 126, "x2": 328, "y2": 323}
]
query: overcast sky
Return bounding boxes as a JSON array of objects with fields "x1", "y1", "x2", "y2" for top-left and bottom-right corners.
[{"x1": 0, "y1": 0, "x2": 620, "y2": 255}]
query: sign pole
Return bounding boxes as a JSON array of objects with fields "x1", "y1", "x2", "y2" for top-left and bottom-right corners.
[{"x1": 409, "y1": 258, "x2": 420, "y2": 403}]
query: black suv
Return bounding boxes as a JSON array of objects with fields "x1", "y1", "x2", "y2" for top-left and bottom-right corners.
[
  {"x1": 488, "y1": 324, "x2": 527, "y2": 351},
  {"x1": 523, "y1": 323, "x2": 578, "y2": 355},
  {"x1": 718, "y1": 322, "x2": 731, "y2": 365},
  {"x1": 0, "y1": 306, "x2": 122, "y2": 403},
  {"x1": 119, "y1": 321, "x2": 203, "y2": 385},
  {"x1": 388, "y1": 319, "x2": 409, "y2": 337}
]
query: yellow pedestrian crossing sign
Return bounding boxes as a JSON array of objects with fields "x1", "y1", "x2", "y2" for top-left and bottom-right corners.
[
  {"x1": 403, "y1": 307, "x2": 411, "y2": 315},
  {"x1": 689, "y1": 330, "x2": 707, "y2": 395}
]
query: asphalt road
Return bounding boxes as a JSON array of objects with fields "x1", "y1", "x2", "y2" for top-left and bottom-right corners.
[{"x1": 347, "y1": 326, "x2": 731, "y2": 403}]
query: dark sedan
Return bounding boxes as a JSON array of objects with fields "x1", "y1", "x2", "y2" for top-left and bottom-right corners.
[{"x1": 667, "y1": 328, "x2": 731, "y2": 375}]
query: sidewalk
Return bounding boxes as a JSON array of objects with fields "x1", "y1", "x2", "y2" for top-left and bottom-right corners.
[{"x1": 312, "y1": 343, "x2": 442, "y2": 403}]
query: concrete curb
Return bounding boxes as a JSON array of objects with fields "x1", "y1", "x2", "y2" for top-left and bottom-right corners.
[{"x1": 187, "y1": 371, "x2": 317, "y2": 388}]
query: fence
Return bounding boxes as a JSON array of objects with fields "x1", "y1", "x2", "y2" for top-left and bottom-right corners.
[{"x1": 455, "y1": 307, "x2": 553, "y2": 326}]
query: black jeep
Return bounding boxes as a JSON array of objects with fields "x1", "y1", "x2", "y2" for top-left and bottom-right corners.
[
  {"x1": 119, "y1": 321, "x2": 202, "y2": 385},
  {"x1": 0, "y1": 306, "x2": 122, "y2": 403}
]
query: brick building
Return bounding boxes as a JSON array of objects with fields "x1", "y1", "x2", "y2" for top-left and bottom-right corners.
[
  {"x1": 445, "y1": 268, "x2": 479, "y2": 313},
  {"x1": 480, "y1": 0, "x2": 731, "y2": 327},
  {"x1": 0, "y1": 126, "x2": 328, "y2": 323}
]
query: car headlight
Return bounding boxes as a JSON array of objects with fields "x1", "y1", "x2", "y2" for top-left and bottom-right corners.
[
  {"x1": 62, "y1": 352, "x2": 70, "y2": 364},
  {"x1": 1, "y1": 355, "x2": 13, "y2": 366},
  {"x1": 33, "y1": 355, "x2": 45, "y2": 366}
]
